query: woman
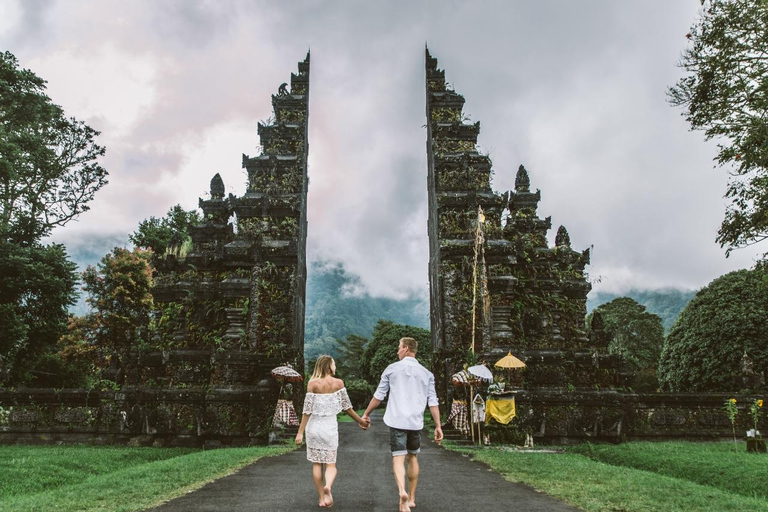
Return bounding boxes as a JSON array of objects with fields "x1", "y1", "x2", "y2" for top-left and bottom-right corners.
[{"x1": 295, "y1": 355, "x2": 368, "y2": 508}]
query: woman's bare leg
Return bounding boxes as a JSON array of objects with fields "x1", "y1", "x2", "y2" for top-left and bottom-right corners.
[
  {"x1": 312, "y1": 463, "x2": 325, "y2": 506},
  {"x1": 323, "y1": 463, "x2": 337, "y2": 506}
]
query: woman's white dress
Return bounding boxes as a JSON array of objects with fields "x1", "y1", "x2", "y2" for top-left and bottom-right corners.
[{"x1": 302, "y1": 388, "x2": 353, "y2": 464}]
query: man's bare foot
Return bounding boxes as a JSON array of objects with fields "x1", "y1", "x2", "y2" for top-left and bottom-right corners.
[
  {"x1": 323, "y1": 487, "x2": 334, "y2": 508},
  {"x1": 399, "y1": 492, "x2": 411, "y2": 512},
  {"x1": 407, "y1": 499, "x2": 416, "y2": 508}
]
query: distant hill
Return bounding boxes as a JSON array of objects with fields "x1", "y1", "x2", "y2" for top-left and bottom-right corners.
[
  {"x1": 587, "y1": 288, "x2": 697, "y2": 332},
  {"x1": 304, "y1": 261, "x2": 429, "y2": 342}
]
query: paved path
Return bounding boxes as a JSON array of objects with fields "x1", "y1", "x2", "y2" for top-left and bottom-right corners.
[{"x1": 148, "y1": 411, "x2": 581, "y2": 512}]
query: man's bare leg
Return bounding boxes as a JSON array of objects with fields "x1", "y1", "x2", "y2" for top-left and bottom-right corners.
[
  {"x1": 406, "y1": 454, "x2": 419, "y2": 508},
  {"x1": 323, "y1": 463, "x2": 337, "y2": 507},
  {"x1": 392, "y1": 455, "x2": 410, "y2": 512}
]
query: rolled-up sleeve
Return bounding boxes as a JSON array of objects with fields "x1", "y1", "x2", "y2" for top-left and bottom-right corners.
[
  {"x1": 373, "y1": 369, "x2": 390, "y2": 401},
  {"x1": 426, "y1": 373, "x2": 438, "y2": 407}
]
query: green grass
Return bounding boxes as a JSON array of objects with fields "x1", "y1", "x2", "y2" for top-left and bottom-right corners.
[
  {"x1": 0, "y1": 444, "x2": 293, "y2": 512},
  {"x1": 448, "y1": 442, "x2": 768, "y2": 512},
  {"x1": 573, "y1": 441, "x2": 768, "y2": 501}
]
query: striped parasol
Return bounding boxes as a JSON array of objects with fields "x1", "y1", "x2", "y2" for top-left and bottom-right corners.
[
  {"x1": 451, "y1": 369, "x2": 480, "y2": 387},
  {"x1": 270, "y1": 365, "x2": 303, "y2": 382}
]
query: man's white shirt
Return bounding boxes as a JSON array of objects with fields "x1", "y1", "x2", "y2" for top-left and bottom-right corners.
[{"x1": 373, "y1": 356, "x2": 439, "y2": 431}]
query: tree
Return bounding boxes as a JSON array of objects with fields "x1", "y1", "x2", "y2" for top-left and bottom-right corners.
[
  {"x1": 658, "y1": 267, "x2": 768, "y2": 392},
  {"x1": 77, "y1": 247, "x2": 154, "y2": 383},
  {"x1": 130, "y1": 205, "x2": 201, "y2": 257},
  {"x1": 588, "y1": 297, "x2": 665, "y2": 391},
  {"x1": 0, "y1": 51, "x2": 107, "y2": 245},
  {"x1": 0, "y1": 240, "x2": 78, "y2": 385},
  {"x1": 360, "y1": 320, "x2": 431, "y2": 385},
  {"x1": 669, "y1": 0, "x2": 768, "y2": 258},
  {"x1": 336, "y1": 334, "x2": 368, "y2": 380}
]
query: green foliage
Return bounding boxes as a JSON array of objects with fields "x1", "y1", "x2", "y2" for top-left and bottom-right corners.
[
  {"x1": 303, "y1": 336, "x2": 340, "y2": 369},
  {"x1": 658, "y1": 268, "x2": 768, "y2": 392},
  {"x1": 587, "y1": 288, "x2": 696, "y2": 332},
  {"x1": 343, "y1": 378, "x2": 373, "y2": 409},
  {"x1": 336, "y1": 334, "x2": 368, "y2": 380},
  {"x1": 669, "y1": 0, "x2": 768, "y2": 258},
  {"x1": 588, "y1": 297, "x2": 665, "y2": 391},
  {"x1": 0, "y1": 240, "x2": 78, "y2": 386},
  {"x1": 360, "y1": 320, "x2": 432, "y2": 385},
  {"x1": 60, "y1": 248, "x2": 154, "y2": 383},
  {"x1": 0, "y1": 51, "x2": 107, "y2": 246},
  {"x1": 129, "y1": 205, "x2": 201, "y2": 257},
  {"x1": 304, "y1": 261, "x2": 429, "y2": 343}
]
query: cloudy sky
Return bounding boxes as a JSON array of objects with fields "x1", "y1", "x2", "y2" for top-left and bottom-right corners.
[{"x1": 1, "y1": 0, "x2": 763, "y2": 299}]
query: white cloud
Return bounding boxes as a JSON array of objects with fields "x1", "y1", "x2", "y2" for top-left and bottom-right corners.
[
  {"x1": 0, "y1": 0, "x2": 21, "y2": 38},
  {"x1": 8, "y1": 0, "x2": 766, "y2": 301},
  {"x1": 28, "y1": 44, "x2": 158, "y2": 137}
]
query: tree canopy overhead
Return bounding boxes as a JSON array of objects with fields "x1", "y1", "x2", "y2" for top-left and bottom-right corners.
[
  {"x1": 0, "y1": 51, "x2": 107, "y2": 245},
  {"x1": 669, "y1": 0, "x2": 768, "y2": 259}
]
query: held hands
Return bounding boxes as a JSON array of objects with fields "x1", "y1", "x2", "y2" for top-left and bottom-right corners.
[{"x1": 358, "y1": 415, "x2": 371, "y2": 430}]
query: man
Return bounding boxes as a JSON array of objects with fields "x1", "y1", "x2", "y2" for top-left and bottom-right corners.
[{"x1": 362, "y1": 337, "x2": 443, "y2": 512}]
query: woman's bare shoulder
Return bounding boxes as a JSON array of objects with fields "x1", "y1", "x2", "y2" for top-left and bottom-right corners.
[
  {"x1": 332, "y1": 378, "x2": 345, "y2": 391},
  {"x1": 307, "y1": 379, "x2": 321, "y2": 393}
]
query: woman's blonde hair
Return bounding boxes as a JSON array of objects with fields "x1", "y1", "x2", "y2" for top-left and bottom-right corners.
[{"x1": 310, "y1": 355, "x2": 335, "y2": 380}]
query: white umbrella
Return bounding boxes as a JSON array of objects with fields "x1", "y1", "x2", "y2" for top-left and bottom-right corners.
[{"x1": 468, "y1": 364, "x2": 493, "y2": 383}]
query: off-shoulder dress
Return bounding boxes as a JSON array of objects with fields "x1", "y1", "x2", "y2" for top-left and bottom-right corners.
[{"x1": 302, "y1": 388, "x2": 353, "y2": 464}]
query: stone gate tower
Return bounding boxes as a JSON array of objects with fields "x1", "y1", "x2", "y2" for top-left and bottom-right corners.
[
  {"x1": 121, "y1": 54, "x2": 311, "y2": 444},
  {"x1": 425, "y1": 49, "x2": 618, "y2": 404}
]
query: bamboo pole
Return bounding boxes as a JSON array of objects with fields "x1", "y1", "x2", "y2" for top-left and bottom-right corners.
[{"x1": 470, "y1": 205, "x2": 485, "y2": 445}]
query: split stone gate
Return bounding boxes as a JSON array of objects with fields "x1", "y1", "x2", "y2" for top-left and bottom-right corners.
[{"x1": 0, "y1": 50, "x2": 750, "y2": 446}]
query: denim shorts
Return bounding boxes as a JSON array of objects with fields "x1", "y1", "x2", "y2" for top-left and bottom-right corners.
[{"x1": 389, "y1": 427, "x2": 421, "y2": 456}]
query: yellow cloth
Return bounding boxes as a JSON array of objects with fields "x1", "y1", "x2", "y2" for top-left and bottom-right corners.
[{"x1": 485, "y1": 398, "x2": 516, "y2": 424}]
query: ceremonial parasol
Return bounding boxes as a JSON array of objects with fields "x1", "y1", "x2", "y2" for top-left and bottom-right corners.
[
  {"x1": 494, "y1": 351, "x2": 526, "y2": 369},
  {"x1": 270, "y1": 365, "x2": 303, "y2": 382},
  {"x1": 269, "y1": 365, "x2": 302, "y2": 430},
  {"x1": 494, "y1": 351, "x2": 526, "y2": 388},
  {"x1": 451, "y1": 370, "x2": 480, "y2": 387},
  {"x1": 468, "y1": 364, "x2": 493, "y2": 383}
]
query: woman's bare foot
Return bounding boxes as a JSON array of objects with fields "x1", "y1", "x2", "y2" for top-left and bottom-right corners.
[
  {"x1": 323, "y1": 486, "x2": 334, "y2": 508},
  {"x1": 399, "y1": 492, "x2": 411, "y2": 512}
]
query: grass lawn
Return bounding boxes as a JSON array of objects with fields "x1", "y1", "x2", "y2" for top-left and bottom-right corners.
[
  {"x1": 0, "y1": 444, "x2": 293, "y2": 512},
  {"x1": 447, "y1": 441, "x2": 768, "y2": 512}
]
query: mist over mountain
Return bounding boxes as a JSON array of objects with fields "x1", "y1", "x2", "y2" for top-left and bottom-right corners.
[
  {"x1": 587, "y1": 288, "x2": 697, "y2": 332},
  {"x1": 60, "y1": 232, "x2": 694, "y2": 343},
  {"x1": 303, "y1": 261, "x2": 429, "y2": 362}
]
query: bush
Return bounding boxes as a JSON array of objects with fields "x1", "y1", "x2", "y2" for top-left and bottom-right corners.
[
  {"x1": 360, "y1": 320, "x2": 431, "y2": 385},
  {"x1": 344, "y1": 378, "x2": 373, "y2": 409},
  {"x1": 658, "y1": 267, "x2": 768, "y2": 392}
]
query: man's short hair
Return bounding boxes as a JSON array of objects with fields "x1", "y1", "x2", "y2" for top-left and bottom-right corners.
[{"x1": 400, "y1": 337, "x2": 418, "y2": 354}]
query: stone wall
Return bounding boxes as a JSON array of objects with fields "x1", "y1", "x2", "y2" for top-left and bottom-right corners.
[
  {"x1": 1, "y1": 388, "x2": 759, "y2": 446},
  {"x1": 0, "y1": 355, "x2": 289, "y2": 447}
]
